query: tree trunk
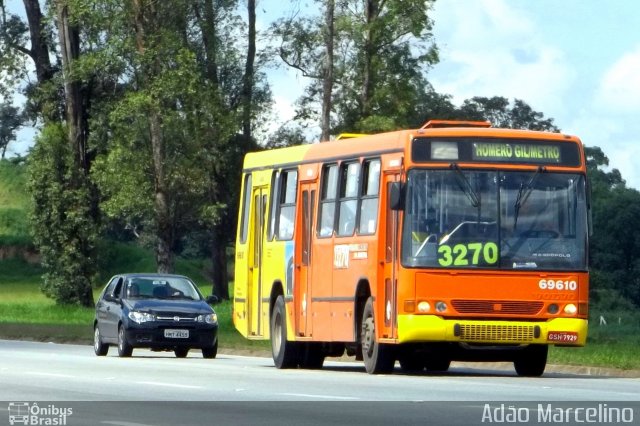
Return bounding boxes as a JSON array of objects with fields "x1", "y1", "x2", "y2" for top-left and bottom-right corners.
[
  {"x1": 241, "y1": 0, "x2": 256, "y2": 140},
  {"x1": 194, "y1": 0, "x2": 219, "y2": 84},
  {"x1": 22, "y1": 0, "x2": 58, "y2": 122},
  {"x1": 320, "y1": 0, "x2": 334, "y2": 142},
  {"x1": 132, "y1": 0, "x2": 175, "y2": 274},
  {"x1": 56, "y1": 0, "x2": 87, "y2": 171},
  {"x1": 210, "y1": 225, "x2": 229, "y2": 300},
  {"x1": 360, "y1": 0, "x2": 378, "y2": 118},
  {"x1": 23, "y1": 0, "x2": 53, "y2": 84}
]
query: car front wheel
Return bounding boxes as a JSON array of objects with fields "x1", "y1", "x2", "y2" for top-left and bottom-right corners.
[
  {"x1": 117, "y1": 325, "x2": 133, "y2": 357},
  {"x1": 202, "y1": 340, "x2": 218, "y2": 359},
  {"x1": 94, "y1": 326, "x2": 108, "y2": 356}
]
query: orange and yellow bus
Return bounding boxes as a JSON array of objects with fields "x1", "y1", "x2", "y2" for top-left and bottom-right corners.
[{"x1": 233, "y1": 120, "x2": 590, "y2": 376}]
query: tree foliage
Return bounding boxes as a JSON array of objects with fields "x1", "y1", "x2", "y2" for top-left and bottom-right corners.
[
  {"x1": 273, "y1": 0, "x2": 439, "y2": 137},
  {"x1": 455, "y1": 97, "x2": 559, "y2": 131},
  {"x1": 0, "y1": 101, "x2": 23, "y2": 158},
  {"x1": 585, "y1": 147, "x2": 640, "y2": 308},
  {"x1": 27, "y1": 123, "x2": 97, "y2": 306}
]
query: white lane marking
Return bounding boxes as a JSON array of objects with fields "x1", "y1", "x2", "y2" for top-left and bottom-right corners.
[
  {"x1": 136, "y1": 381, "x2": 204, "y2": 390},
  {"x1": 280, "y1": 393, "x2": 360, "y2": 400},
  {"x1": 102, "y1": 421, "x2": 155, "y2": 426},
  {"x1": 25, "y1": 372, "x2": 76, "y2": 378}
]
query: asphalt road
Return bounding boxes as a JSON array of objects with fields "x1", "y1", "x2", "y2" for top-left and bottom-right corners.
[{"x1": 0, "y1": 340, "x2": 639, "y2": 425}]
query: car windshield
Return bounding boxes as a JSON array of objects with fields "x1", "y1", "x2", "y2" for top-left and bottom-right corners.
[
  {"x1": 401, "y1": 169, "x2": 588, "y2": 271},
  {"x1": 125, "y1": 276, "x2": 202, "y2": 300}
]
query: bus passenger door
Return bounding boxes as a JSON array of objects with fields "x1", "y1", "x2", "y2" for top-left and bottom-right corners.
[
  {"x1": 382, "y1": 173, "x2": 400, "y2": 339},
  {"x1": 296, "y1": 185, "x2": 315, "y2": 337},
  {"x1": 249, "y1": 187, "x2": 267, "y2": 337}
]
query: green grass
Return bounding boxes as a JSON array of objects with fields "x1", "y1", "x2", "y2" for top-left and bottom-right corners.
[
  {"x1": 549, "y1": 312, "x2": 640, "y2": 370},
  {"x1": 0, "y1": 160, "x2": 30, "y2": 209}
]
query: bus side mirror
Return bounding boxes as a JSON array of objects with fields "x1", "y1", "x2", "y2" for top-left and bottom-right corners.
[{"x1": 389, "y1": 182, "x2": 404, "y2": 211}]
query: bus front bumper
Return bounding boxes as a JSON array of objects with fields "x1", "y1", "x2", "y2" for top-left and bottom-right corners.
[{"x1": 397, "y1": 315, "x2": 587, "y2": 346}]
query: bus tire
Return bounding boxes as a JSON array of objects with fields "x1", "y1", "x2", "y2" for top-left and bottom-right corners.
[
  {"x1": 398, "y1": 348, "x2": 424, "y2": 373},
  {"x1": 361, "y1": 297, "x2": 395, "y2": 374},
  {"x1": 514, "y1": 344, "x2": 548, "y2": 377},
  {"x1": 425, "y1": 358, "x2": 451, "y2": 372},
  {"x1": 298, "y1": 343, "x2": 325, "y2": 369},
  {"x1": 271, "y1": 295, "x2": 298, "y2": 369}
]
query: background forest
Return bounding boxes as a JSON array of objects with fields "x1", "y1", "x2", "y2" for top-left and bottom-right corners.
[{"x1": 0, "y1": 0, "x2": 638, "y2": 316}]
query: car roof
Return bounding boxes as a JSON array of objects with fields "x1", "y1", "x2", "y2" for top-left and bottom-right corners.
[{"x1": 116, "y1": 273, "x2": 192, "y2": 280}]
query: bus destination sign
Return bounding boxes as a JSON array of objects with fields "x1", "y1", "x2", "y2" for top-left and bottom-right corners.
[
  {"x1": 472, "y1": 142, "x2": 561, "y2": 164},
  {"x1": 412, "y1": 137, "x2": 582, "y2": 167}
]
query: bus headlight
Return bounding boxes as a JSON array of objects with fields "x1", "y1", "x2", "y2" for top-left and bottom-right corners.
[
  {"x1": 563, "y1": 304, "x2": 577, "y2": 315},
  {"x1": 435, "y1": 301, "x2": 448, "y2": 313},
  {"x1": 417, "y1": 301, "x2": 430, "y2": 313}
]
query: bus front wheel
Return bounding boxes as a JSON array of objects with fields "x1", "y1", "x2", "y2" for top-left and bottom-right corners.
[
  {"x1": 514, "y1": 344, "x2": 548, "y2": 377},
  {"x1": 271, "y1": 295, "x2": 298, "y2": 368},
  {"x1": 361, "y1": 297, "x2": 395, "y2": 374}
]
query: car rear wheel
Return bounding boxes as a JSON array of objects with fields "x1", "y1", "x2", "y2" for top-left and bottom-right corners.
[
  {"x1": 117, "y1": 325, "x2": 133, "y2": 357},
  {"x1": 202, "y1": 340, "x2": 218, "y2": 359},
  {"x1": 94, "y1": 326, "x2": 108, "y2": 356},
  {"x1": 174, "y1": 348, "x2": 189, "y2": 358}
]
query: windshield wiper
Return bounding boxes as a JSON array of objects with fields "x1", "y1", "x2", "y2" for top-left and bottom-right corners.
[
  {"x1": 513, "y1": 166, "x2": 545, "y2": 230},
  {"x1": 450, "y1": 163, "x2": 480, "y2": 207}
]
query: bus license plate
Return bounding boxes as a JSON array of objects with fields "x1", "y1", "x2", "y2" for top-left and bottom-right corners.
[
  {"x1": 547, "y1": 332, "x2": 578, "y2": 343},
  {"x1": 164, "y1": 329, "x2": 189, "y2": 339}
]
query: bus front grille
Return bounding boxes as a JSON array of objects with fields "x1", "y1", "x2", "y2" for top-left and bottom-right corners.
[
  {"x1": 451, "y1": 300, "x2": 544, "y2": 315},
  {"x1": 454, "y1": 324, "x2": 538, "y2": 342}
]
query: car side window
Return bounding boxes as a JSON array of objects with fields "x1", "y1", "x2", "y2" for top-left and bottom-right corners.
[
  {"x1": 112, "y1": 278, "x2": 124, "y2": 299},
  {"x1": 102, "y1": 277, "x2": 119, "y2": 300}
]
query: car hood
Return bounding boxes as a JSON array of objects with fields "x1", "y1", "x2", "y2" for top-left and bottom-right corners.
[{"x1": 125, "y1": 299, "x2": 213, "y2": 315}]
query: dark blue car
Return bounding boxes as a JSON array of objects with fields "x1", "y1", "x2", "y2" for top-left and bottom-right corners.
[{"x1": 94, "y1": 273, "x2": 219, "y2": 358}]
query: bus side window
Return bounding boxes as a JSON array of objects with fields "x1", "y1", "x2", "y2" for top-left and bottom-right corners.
[
  {"x1": 277, "y1": 169, "x2": 297, "y2": 240},
  {"x1": 267, "y1": 170, "x2": 280, "y2": 241},
  {"x1": 318, "y1": 164, "x2": 338, "y2": 237},
  {"x1": 358, "y1": 159, "x2": 380, "y2": 235},
  {"x1": 337, "y1": 162, "x2": 360, "y2": 237},
  {"x1": 239, "y1": 174, "x2": 252, "y2": 243}
]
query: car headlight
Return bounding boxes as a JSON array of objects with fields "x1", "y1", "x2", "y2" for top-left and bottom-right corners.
[
  {"x1": 128, "y1": 311, "x2": 156, "y2": 324},
  {"x1": 197, "y1": 313, "x2": 218, "y2": 324}
]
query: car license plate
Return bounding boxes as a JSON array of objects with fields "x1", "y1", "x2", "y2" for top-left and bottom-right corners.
[
  {"x1": 164, "y1": 329, "x2": 189, "y2": 339},
  {"x1": 547, "y1": 331, "x2": 578, "y2": 343}
]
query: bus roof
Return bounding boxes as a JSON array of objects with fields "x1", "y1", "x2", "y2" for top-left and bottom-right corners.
[{"x1": 243, "y1": 124, "x2": 583, "y2": 171}]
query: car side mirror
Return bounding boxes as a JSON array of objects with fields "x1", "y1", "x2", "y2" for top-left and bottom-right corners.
[{"x1": 206, "y1": 295, "x2": 219, "y2": 305}]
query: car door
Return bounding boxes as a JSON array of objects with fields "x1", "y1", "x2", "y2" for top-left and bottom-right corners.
[
  {"x1": 96, "y1": 277, "x2": 118, "y2": 340},
  {"x1": 103, "y1": 276, "x2": 124, "y2": 341}
]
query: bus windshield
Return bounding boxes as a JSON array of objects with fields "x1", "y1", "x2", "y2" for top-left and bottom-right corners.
[{"x1": 401, "y1": 169, "x2": 588, "y2": 271}]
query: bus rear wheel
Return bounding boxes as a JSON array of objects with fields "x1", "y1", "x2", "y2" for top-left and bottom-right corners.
[
  {"x1": 514, "y1": 344, "x2": 548, "y2": 377},
  {"x1": 271, "y1": 295, "x2": 298, "y2": 368},
  {"x1": 361, "y1": 297, "x2": 395, "y2": 374}
]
